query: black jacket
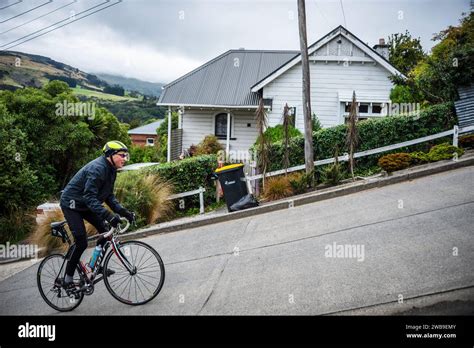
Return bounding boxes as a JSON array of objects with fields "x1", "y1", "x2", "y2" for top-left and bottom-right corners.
[{"x1": 60, "y1": 156, "x2": 125, "y2": 222}]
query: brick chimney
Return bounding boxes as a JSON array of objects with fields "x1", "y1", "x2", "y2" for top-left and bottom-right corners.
[{"x1": 373, "y1": 38, "x2": 389, "y2": 60}]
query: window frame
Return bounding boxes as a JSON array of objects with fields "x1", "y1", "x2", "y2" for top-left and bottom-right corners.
[
  {"x1": 146, "y1": 137, "x2": 155, "y2": 146},
  {"x1": 214, "y1": 112, "x2": 235, "y2": 140}
]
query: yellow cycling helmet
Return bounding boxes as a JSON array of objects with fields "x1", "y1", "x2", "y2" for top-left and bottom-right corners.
[{"x1": 102, "y1": 140, "x2": 128, "y2": 157}]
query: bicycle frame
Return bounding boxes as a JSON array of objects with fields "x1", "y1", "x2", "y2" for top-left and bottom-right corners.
[{"x1": 52, "y1": 218, "x2": 133, "y2": 293}]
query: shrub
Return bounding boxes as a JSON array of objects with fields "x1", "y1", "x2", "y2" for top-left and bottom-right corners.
[
  {"x1": 262, "y1": 175, "x2": 293, "y2": 201},
  {"x1": 114, "y1": 171, "x2": 174, "y2": 227},
  {"x1": 312, "y1": 114, "x2": 322, "y2": 132},
  {"x1": 459, "y1": 134, "x2": 474, "y2": 149},
  {"x1": 409, "y1": 151, "x2": 430, "y2": 164},
  {"x1": 128, "y1": 144, "x2": 161, "y2": 164},
  {"x1": 263, "y1": 102, "x2": 457, "y2": 172},
  {"x1": 195, "y1": 135, "x2": 224, "y2": 155},
  {"x1": 187, "y1": 144, "x2": 198, "y2": 156},
  {"x1": 29, "y1": 209, "x2": 96, "y2": 256},
  {"x1": 287, "y1": 171, "x2": 315, "y2": 194},
  {"x1": 322, "y1": 163, "x2": 344, "y2": 185},
  {"x1": 426, "y1": 143, "x2": 464, "y2": 161},
  {"x1": 255, "y1": 124, "x2": 302, "y2": 145},
  {"x1": 378, "y1": 153, "x2": 412, "y2": 172},
  {"x1": 0, "y1": 207, "x2": 36, "y2": 244},
  {"x1": 145, "y1": 155, "x2": 218, "y2": 209}
]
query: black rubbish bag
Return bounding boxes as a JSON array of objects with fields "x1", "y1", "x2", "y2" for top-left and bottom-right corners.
[{"x1": 229, "y1": 194, "x2": 259, "y2": 212}]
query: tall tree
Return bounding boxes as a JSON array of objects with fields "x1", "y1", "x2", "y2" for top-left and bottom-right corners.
[
  {"x1": 414, "y1": 11, "x2": 474, "y2": 103},
  {"x1": 346, "y1": 91, "x2": 359, "y2": 181},
  {"x1": 297, "y1": 0, "x2": 315, "y2": 180},
  {"x1": 388, "y1": 30, "x2": 426, "y2": 76}
]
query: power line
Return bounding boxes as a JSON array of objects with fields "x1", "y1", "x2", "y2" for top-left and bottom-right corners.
[
  {"x1": 0, "y1": 0, "x2": 110, "y2": 49},
  {"x1": 0, "y1": 0, "x2": 23, "y2": 11},
  {"x1": 0, "y1": 0, "x2": 77, "y2": 36},
  {"x1": 2, "y1": 0, "x2": 122, "y2": 51},
  {"x1": 339, "y1": 0, "x2": 347, "y2": 28},
  {"x1": 313, "y1": 0, "x2": 330, "y2": 27},
  {"x1": 0, "y1": 0, "x2": 52, "y2": 24}
]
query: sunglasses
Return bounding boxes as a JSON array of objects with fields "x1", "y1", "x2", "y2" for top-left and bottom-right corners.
[{"x1": 116, "y1": 153, "x2": 129, "y2": 159}]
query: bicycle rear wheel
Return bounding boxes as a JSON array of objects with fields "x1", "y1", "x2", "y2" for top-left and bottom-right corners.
[
  {"x1": 103, "y1": 241, "x2": 165, "y2": 305},
  {"x1": 37, "y1": 254, "x2": 84, "y2": 312}
]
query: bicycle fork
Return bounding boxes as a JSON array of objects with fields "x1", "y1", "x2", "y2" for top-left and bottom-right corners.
[{"x1": 110, "y1": 239, "x2": 136, "y2": 275}]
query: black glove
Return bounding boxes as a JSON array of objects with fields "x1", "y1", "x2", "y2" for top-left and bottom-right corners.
[
  {"x1": 109, "y1": 214, "x2": 121, "y2": 228},
  {"x1": 120, "y1": 209, "x2": 135, "y2": 223}
]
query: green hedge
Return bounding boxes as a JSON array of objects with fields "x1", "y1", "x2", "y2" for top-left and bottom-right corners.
[
  {"x1": 144, "y1": 155, "x2": 218, "y2": 210},
  {"x1": 264, "y1": 102, "x2": 457, "y2": 171}
]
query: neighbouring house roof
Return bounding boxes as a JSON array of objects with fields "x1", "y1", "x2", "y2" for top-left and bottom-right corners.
[
  {"x1": 251, "y1": 25, "x2": 406, "y2": 92},
  {"x1": 120, "y1": 163, "x2": 160, "y2": 171},
  {"x1": 157, "y1": 49, "x2": 298, "y2": 107},
  {"x1": 455, "y1": 84, "x2": 474, "y2": 129},
  {"x1": 128, "y1": 120, "x2": 164, "y2": 135}
]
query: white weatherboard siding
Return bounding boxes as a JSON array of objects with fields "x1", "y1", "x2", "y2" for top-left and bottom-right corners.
[
  {"x1": 181, "y1": 109, "x2": 258, "y2": 153},
  {"x1": 263, "y1": 60, "x2": 394, "y2": 130}
]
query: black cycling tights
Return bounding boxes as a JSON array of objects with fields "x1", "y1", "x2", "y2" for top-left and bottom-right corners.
[{"x1": 62, "y1": 207, "x2": 108, "y2": 277}]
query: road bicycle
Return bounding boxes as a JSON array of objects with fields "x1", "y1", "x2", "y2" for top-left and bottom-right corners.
[{"x1": 37, "y1": 217, "x2": 165, "y2": 312}]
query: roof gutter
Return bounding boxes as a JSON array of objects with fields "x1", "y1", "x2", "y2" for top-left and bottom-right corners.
[{"x1": 156, "y1": 102, "x2": 270, "y2": 109}]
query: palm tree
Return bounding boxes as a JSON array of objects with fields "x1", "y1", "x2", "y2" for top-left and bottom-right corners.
[
  {"x1": 255, "y1": 98, "x2": 270, "y2": 188},
  {"x1": 346, "y1": 91, "x2": 360, "y2": 180}
]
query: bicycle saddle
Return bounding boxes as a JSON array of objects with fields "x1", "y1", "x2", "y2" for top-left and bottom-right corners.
[{"x1": 51, "y1": 220, "x2": 67, "y2": 229}]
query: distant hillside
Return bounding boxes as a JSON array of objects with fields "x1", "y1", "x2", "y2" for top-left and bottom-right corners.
[
  {"x1": 0, "y1": 50, "x2": 109, "y2": 91},
  {"x1": 0, "y1": 51, "x2": 165, "y2": 98},
  {"x1": 0, "y1": 51, "x2": 167, "y2": 126},
  {"x1": 96, "y1": 73, "x2": 164, "y2": 97}
]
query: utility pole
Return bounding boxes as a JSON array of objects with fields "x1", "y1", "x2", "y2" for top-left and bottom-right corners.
[{"x1": 297, "y1": 0, "x2": 315, "y2": 177}]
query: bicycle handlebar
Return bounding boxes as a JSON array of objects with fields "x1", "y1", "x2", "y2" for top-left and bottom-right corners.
[{"x1": 102, "y1": 217, "x2": 130, "y2": 238}]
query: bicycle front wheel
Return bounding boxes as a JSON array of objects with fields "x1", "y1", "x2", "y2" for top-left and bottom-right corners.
[
  {"x1": 37, "y1": 254, "x2": 84, "y2": 312},
  {"x1": 103, "y1": 241, "x2": 165, "y2": 305}
]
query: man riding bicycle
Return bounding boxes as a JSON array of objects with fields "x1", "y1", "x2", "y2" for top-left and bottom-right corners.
[{"x1": 60, "y1": 140, "x2": 135, "y2": 291}]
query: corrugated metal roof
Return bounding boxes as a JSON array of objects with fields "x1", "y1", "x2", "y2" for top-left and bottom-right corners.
[
  {"x1": 128, "y1": 120, "x2": 164, "y2": 135},
  {"x1": 158, "y1": 50, "x2": 298, "y2": 106},
  {"x1": 455, "y1": 84, "x2": 474, "y2": 129}
]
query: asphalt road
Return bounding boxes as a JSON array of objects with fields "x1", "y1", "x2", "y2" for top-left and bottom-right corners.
[{"x1": 1, "y1": 166, "x2": 473, "y2": 315}]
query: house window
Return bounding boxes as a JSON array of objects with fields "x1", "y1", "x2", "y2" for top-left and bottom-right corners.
[
  {"x1": 215, "y1": 113, "x2": 231, "y2": 139},
  {"x1": 372, "y1": 104, "x2": 382, "y2": 114},
  {"x1": 146, "y1": 138, "x2": 155, "y2": 146},
  {"x1": 359, "y1": 103, "x2": 369, "y2": 114}
]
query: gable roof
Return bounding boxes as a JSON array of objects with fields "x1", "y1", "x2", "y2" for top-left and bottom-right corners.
[
  {"x1": 251, "y1": 25, "x2": 406, "y2": 92},
  {"x1": 157, "y1": 49, "x2": 298, "y2": 107},
  {"x1": 128, "y1": 120, "x2": 164, "y2": 135}
]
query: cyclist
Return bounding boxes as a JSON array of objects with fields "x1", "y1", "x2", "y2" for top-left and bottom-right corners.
[{"x1": 59, "y1": 140, "x2": 135, "y2": 291}]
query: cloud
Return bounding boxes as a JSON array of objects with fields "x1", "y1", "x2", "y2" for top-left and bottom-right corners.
[{"x1": 1, "y1": 0, "x2": 470, "y2": 83}]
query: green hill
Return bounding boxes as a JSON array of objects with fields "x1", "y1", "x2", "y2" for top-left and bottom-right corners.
[{"x1": 0, "y1": 51, "x2": 166, "y2": 126}]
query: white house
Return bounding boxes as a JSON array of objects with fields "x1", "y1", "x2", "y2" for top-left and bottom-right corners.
[{"x1": 157, "y1": 26, "x2": 405, "y2": 158}]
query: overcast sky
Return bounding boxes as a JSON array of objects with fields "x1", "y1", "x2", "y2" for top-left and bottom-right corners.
[{"x1": 0, "y1": 0, "x2": 470, "y2": 83}]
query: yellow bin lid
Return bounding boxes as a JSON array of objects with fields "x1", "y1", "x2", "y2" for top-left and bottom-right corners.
[{"x1": 215, "y1": 163, "x2": 244, "y2": 173}]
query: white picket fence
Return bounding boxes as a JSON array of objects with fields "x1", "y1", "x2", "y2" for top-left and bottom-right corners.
[{"x1": 245, "y1": 125, "x2": 474, "y2": 183}]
